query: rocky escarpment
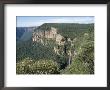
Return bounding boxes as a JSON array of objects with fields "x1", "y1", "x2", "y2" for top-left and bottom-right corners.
[
  {"x1": 32, "y1": 26, "x2": 75, "y2": 65},
  {"x1": 32, "y1": 27, "x2": 65, "y2": 45}
]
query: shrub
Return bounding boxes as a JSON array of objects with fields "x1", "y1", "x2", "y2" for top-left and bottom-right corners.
[
  {"x1": 30, "y1": 60, "x2": 60, "y2": 74},
  {"x1": 16, "y1": 58, "x2": 34, "y2": 74},
  {"x1": 78, "y1": 41, "x2": 94, "y2": 74},
  {"x1": 61, "y1": 60, "x2": 90, "y2": 74},
  {"x1": 16, "y1": 59, "x2": 60, "y2": 74}
]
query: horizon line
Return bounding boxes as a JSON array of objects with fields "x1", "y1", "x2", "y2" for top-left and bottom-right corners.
[{"x1": 16, "y1": 23, "x2": 94, "y2": 28}]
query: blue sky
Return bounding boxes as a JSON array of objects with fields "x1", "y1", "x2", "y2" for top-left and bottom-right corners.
[{"x1": 16, "y1": 16, "x2": 94, "y2": 27}]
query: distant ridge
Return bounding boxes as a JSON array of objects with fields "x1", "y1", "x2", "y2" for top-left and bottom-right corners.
[{"x1": 16, "y1": 27, "x2": 36, "y2": 41}]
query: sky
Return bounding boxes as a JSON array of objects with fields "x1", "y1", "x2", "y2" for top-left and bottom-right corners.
[{"x1": 16, "y1": 16, "x2": 94, "y2": 27}]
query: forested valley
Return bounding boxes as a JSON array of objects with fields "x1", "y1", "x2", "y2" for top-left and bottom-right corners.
[{"x1": 16, "y1": 23, "x2": 94, "y2": 74}]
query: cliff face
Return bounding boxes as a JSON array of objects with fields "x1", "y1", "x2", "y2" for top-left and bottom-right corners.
[
  {"x1": 32, "y1": 27, "x2": 64, "y2": 45},
  {"x1": 32, "y1": 27, "x2": 56, "y2": 41}
]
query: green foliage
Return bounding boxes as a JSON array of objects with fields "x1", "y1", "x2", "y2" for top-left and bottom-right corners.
[
  {"x1": 61, "y1": 59, "x2": 90, "y2": 74},
  {"x1": 79, "y1": 41, "x2": 94, "y2": 74},
  {"x1": 16, "y1": 59, "x2": 60, "y2": 74},
  {"x1": 61, "y1": 32, "x2": 94, "y2": 74},
  {"x1": 55, "y1": 54, "x2": 68, "y2": 69},
  {"x1": 30, "y1": 60, "x2": 60, "y2": 74},
  {"x1": 16, "y1": 58, "x2": 34, "y2": 74},
  {"x1": 16, "y1": 40, "x2": 56, "y2": 62}
]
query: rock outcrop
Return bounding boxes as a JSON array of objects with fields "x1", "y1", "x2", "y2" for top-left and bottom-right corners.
[{"x1": 32, "y1": 27, "x2": 64, "y2": 45}]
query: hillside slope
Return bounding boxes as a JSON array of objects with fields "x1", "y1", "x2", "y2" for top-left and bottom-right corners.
[
  {"x1": 34, "y1": 23, "x2": 94, "y2": 39},
  {"x1": 61, "y1": 31, "x2": 94, "y2": 74},
  {"x1": 16, "y1": 27, "x2": 36, "y2": 41}
]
